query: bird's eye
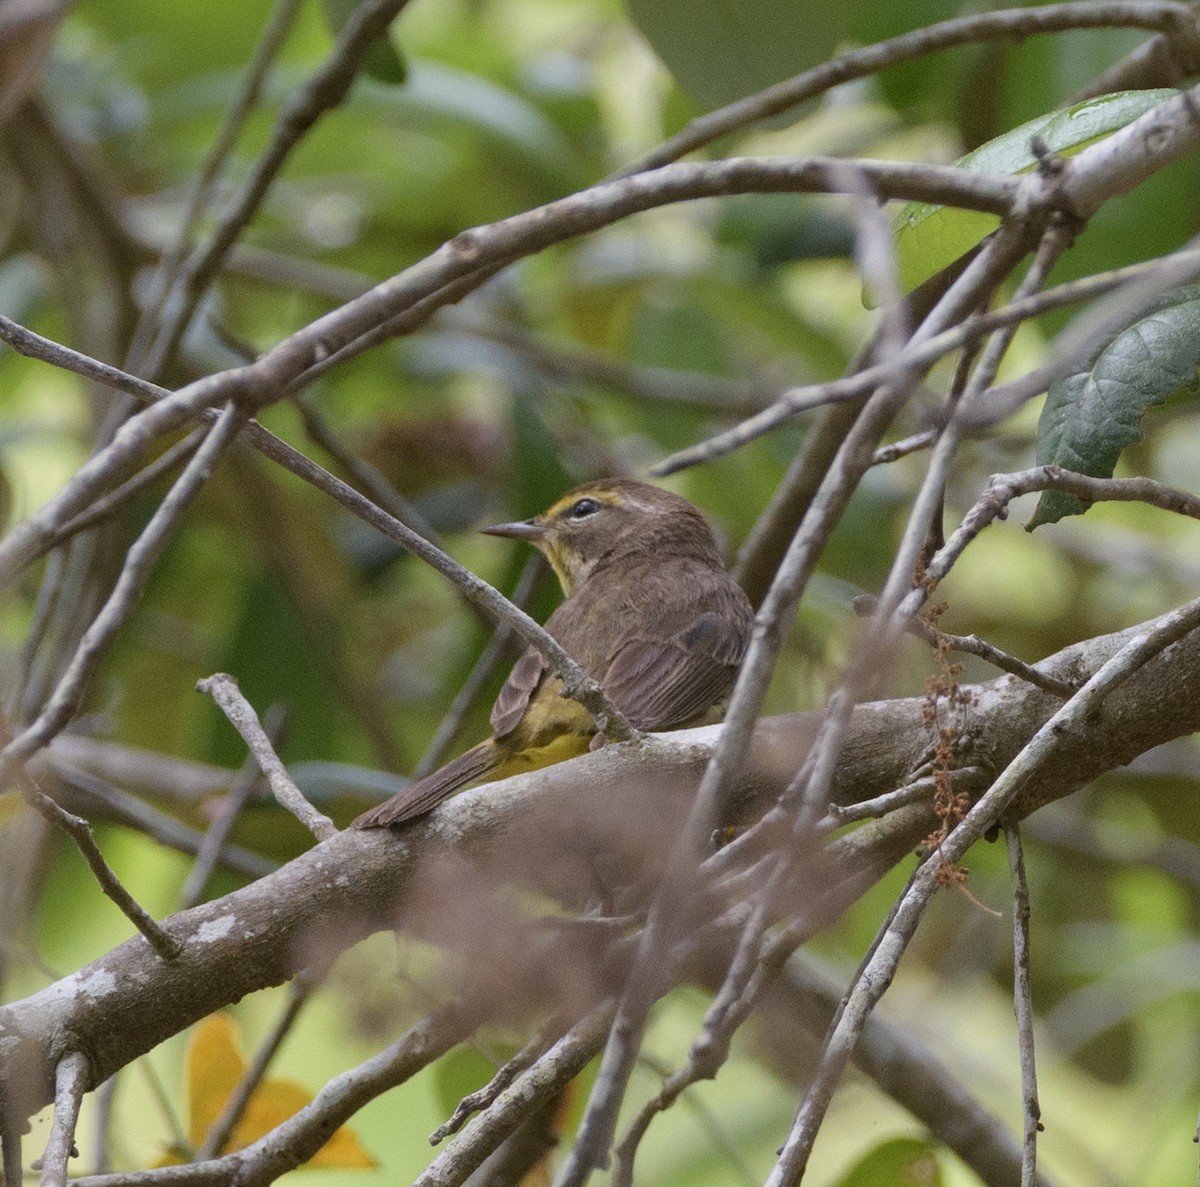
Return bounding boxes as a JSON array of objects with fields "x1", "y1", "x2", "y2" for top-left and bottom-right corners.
[{"x1": 567, "y1": 497, "x2": 602, "y2": 519}]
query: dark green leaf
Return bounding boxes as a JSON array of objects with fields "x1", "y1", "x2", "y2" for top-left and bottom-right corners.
[
  {"x1": 896, "y1": 89, "x2": 1177, "y2": 292},
  {"x1": 1029, "y1": 287, "x2": 1200, "y2": 528}
]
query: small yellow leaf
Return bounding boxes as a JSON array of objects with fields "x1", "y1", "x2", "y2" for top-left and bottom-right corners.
[{"x1": 162, "y1": 1012, "x2": 376, "y2": 1170}]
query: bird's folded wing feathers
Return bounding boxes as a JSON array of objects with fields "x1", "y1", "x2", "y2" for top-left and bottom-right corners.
[{"x1": 601, "y1": 608, "x2": 750, "y2": 731}]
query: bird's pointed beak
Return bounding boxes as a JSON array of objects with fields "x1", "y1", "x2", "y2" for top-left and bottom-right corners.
[{"x1": 481, "y1": 518, "x2": 547, "y2": 542}]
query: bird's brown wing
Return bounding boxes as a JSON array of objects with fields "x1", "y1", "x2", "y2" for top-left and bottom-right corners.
[
  {"x1": 600, "y1": 588, "x2": 753, "y2": 731},
  {"x1": 489, "y1": 645, "x2": 549, "y2": 738}
]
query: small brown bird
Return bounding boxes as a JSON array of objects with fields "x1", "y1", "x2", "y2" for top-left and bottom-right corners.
[{"x1": 354, "y1": 478, "x2": 754, "y2": 829}]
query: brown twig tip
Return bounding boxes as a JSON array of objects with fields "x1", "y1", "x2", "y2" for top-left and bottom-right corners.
[{"x1": 198, "y1": 673, "x2": 338, "y2": 841}]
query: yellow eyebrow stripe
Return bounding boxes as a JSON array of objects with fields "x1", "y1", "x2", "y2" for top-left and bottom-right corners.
[{"x1": 541, "y1": 489, "x2": 622, "y2": 520}]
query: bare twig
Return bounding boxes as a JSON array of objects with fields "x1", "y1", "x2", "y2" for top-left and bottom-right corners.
[
  {"x1": 930, "y1": 630, "x2": 1078, "y2": 698},
  {"x1": 45, "y1": 759, "x2": 276, "y2": 881},
  {"x1": 871, "y1": 430, "x2": 936, "y2": 466},
  {"x1": 53, "y1": 431, "x2": 207, "y2": 545},
  {"x1": 1005, "y1": 821, "x2": 1041, "y2": 1187},
  {"x1": 291, "y1": 396, "x2": 443, "y2": 547},
  {"x1": 195, "y1": 978, "x2": 316, "y2": 1160},
  {"x1": 856, "y1": 594, "x2": 1081, "y2": 697},
  {"x1": 823, "y1": 766, "x2": 989, "y2": 825},
  {"x1": 16, "y1": 768, "x2": 182, "y2": 959},
  {"x1": 926, "y1": 468, "x2": 1200, "y2": 597},
  {"x1": 39, "y1": 1050, "x2": 89, "y2": 1187},
  {"x1": 179, "y1": 705, "x2": 284, "y2": 908},
  {"x1": 197, "y1": 675, "x2": 336, "y2": 842}
]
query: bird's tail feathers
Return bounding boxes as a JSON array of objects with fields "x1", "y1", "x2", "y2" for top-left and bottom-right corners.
[{"x1": 352, "y1": 740, "x2": 501, "y2": 829}]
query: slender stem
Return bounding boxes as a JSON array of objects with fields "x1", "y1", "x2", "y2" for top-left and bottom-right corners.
[
  {"x1": 411, "y1": 555, "x2": 545, "y2": 781},
  {"x1": 197, "y1": 675, "x2": 337, "y2": 842},
  {"x1": 179, "y1": 704, "x2": 285, "y2": 908},
  {"x1": 16, "y1": 768, "x2": 182, "y2": 959},
  {"x1": 1005, "y1": 821, "x2": 1041, "y2": 1187}
]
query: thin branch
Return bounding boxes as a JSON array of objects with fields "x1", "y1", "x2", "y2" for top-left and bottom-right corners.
[
  {"x1": 45, "y1": 759, "x2": 276, "y2": 881},
  {"x1": 616, "y1": 1, "x2": 1188, "y2": 175},
  {"x1": 16, "y1": 768, "x2": 182, "y2": 959},
  {"x1": 929, "y1": 630, "x2": 1079, "y2": 698},
  {"x1": 871, "y1": 430, "x2": 936, "y2": 466},
  {"x1": 179, "y1": 705, "x2": 284, "y2": 909},
  {"x1": 91, "y1": 1075, "x2": 118, "y2": 1176},
  {"x1": 1005, "y1": 820, "x2": 1041, "y2": 1187},
  {"x1": 195, "y1": 978, "x2": 315, "y2": 1160},
  {"x1": 39, "y1": 1050, "x2": 90, "y2": 1187},
  {"x1": 853, "y1": 593, "x2": 1080, "y2": 697},
  {"x1": 291, "y1": 396, "x2": 443, "y2": 547},
  {"x1": 197, "y1": 675, "x2": 337, "y2": 842},
  {"x1": 52, "y1": 431, "x2": 207, "y2": 546},
  {"x1": 0, "y1": 403, "x2": 248, "y2": 780},
  {"x1": 823, "y1": 766, "x2": 989, "y2": 826},
  {"x1": 927, "y1": 467, "x2": 1200, "y2": 595}
]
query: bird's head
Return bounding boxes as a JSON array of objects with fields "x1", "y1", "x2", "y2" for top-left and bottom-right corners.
[{"x1": 482, "y1": 478, "x2": 723, "y2": 594}]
